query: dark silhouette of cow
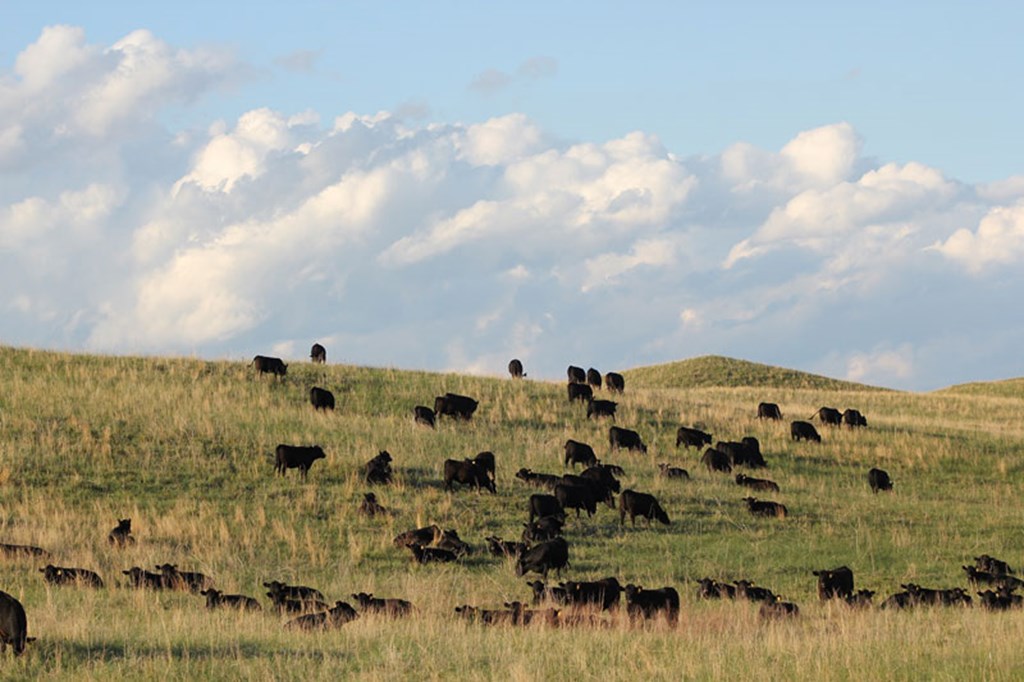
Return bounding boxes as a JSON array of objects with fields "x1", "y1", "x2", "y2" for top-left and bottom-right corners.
[
  {"x1": 700, "y1": 448, "x2": 732, "y2": 473},
  {"x1": 963, "y1": 566, "x2": 1024, "y2": 590},
  {"x1": 568, "y1": 382, "x2": 593, "y2": 403},
  {"x1": 516, "y1": 537, "x2": 570, "y2": 578},
  {"x1": 743, "y1": 497, "x2": 787, "y2": 518},
  {"x1": 39, "y1": 565, "x2": 104, "y2": 588},
  {"x1": 735, "y1": 473, "x2": 779, "y2": 492},
  {"x1": 567, "y1": 365, "x2": 586, "y2": 384},
  {"x1": 580, "y1": 464, "x2": 622, "y2": 494},
  {"x1": 619, "y1": 490, "x2": 670, "y2": 527},
  {"x1": 676, "y1": 426, "x2": 712, "y2": 449},
  {"x1": 309, "y1": 386, "x2": 335, "y2": 411},
  {"x1": 443, "y1": 459, "x2": 495, "y2": 493},
  {"x1": 716, "y1": 438, "x2": 766, "y2": 468},
  {"x1": 108, "y1": 518, "x2": 135, "y2": 547},
  {"x1": 264, "y1": 580, "x2": 325, "y2": 604},
  {"x1": 251, "y1": 355, "x2": 287, "y2": 377},
  {"x1": 436, "y1": 529, "x2": 472, "y2": 557},
  {"x1": 759, "y1": 599, "x2": 799, "y2": 619},
  {"x1": 364, "y1": 450, "x2": 392, "y2": 484},
  {"x1": 351, "y1": 592, "x2": 413, "y2": 617},
  {"x1": 408, "y1": 544, "x2": 458, "y2": 564},
  {"x1": 586, "y1": 399, "x2": 617, "y2": 420},
  {"x1": 274, "y1": 444, "x2": 326, "y2": 478},
  {"x1": 358, "y1": 492, "x2": 389, "y2": 517},
  {"x1": 529, "y1": 494, "x2": 565, "y2": 523},
  {"x1": 515, "y1": 468, "x2": 561, "y2": 489},
  {"x1": 554, "y1": 483, "x2": 598, "y2": 517},
  {"x1": 977, "y1": 588, "x2": 1023, "y2": 610},
  {"x1": 757, "y1": 402, "x2": 783, "y2": 420},
  {"x1": 0, "y1": 591, "x2": 29, "y2": 656},
  {"x1": 0, "y1": 543, "x2": 49, "y2": 559},
  {"x1": 393, "y1": 525, "x2": 442, "y2": 548},
  {"x1": 508, "y1": 358, "x2": 524, "y2": 378},
  {"x1": 486, "y1": 536, "x2": 527, "y2": 559},
  {"x1": 526, "y1": 580, "x2": 569, "y2": 606},
  {"x1": 156, "y1": 564, "x2": 213, "y2": 592},
  {"x1": 843, "y1": 408, "x2": 867, "y2": 427},
  {"x1": 564, "y1": 440, "x2": 598, "y2": 469},
  {"x1": 285, "y1": 601, "x2": 359, "y2": 631},
  {"x1": 414, "y1": 405, "x2": 435, "y2": 428},
  {"x1": 605, "y1": 372, "x2": 625, "y2": 393},
  {"x1": 658, "y1": 463, "x2": 690, "y2": 479},
  {"x1": 810, "y1": 406, "x2": 842, "y2": 425},
  {"x1": 310, "y1": 343, "x2": 326, "y2": 363},
  {"x1": 975, "y1": 554, "x2": 1014, "y2": 576},
  {"x1": 609, "y1": 426, "x2": 646, "y2": 453},
  {"x1": 696, "y1": 578, "x2": 736, "y2": 600},
  {"x1": 790, "y1": 421, "x2": 821, "y2": 442},
  {"x1": 563, "y1": 577, "x2": 622, "y2": 610},
  {"x1": 868, "y1": 468, "x2": 892, "y2": 493},
  {"x1": 434, "y1": 393, "x2": 478, "y2": 420},
  {"x1": 733, "y1": 580, "x2": 777, "y2": 603},
  {"x1": 269, "y1": 594, "x2": 329, "y2": 615},
  {"x1": 586, "y1": 368, "x2": 602, "y2": 389},
  {"x1": 472, "y1": 451, "x2": 496, "y2": 480},
  {"x1": 201, "y1": 588, "x2": 261, "y2": 611},
  {"x1": 844, "y1": 589, "x2": 876, "y2": 608},
  {"x1": 123, "y1": 567, "x2": 168, "y2": 590},
  {"x1": 522, "y1": 516, "x2": 564, "y2": 543},
  {"x1": 813, "y1": 566, "x2": 854, "y2": 600},
  {"x1": 624, "y1": 584, "x2": 679, "y2": 624}
]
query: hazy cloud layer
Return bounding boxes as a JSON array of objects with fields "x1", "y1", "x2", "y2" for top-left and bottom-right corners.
[{"x1": 2, "y1": 28, "x2": 1023, "y2": 390}]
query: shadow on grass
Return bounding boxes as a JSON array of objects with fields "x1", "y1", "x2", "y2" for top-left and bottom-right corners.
[{"x1": 33, "y1": 638, "x2": 348, "y2": 662}]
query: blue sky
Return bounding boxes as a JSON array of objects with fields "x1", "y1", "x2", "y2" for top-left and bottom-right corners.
[{"x1": 2, "y1": 3, "x2": 1024, "y2": 390}]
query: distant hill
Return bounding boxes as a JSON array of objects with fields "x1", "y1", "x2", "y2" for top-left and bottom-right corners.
[
  {"x1": 623, "y1": 355, "x2": 885, "y2": 391},
  {"x1": 935, "y1": 377, "x2": 1024, "y2": 399}
]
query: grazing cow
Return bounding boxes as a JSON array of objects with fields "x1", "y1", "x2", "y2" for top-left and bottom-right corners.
[
  {"x1": 108, "y1": 518, "x2": 135, "y2": 547},
  {"x1": 358, "y1": 492, "x2": 389, "y2": 517},
  {"x1": 759, "y1": 599, "x2": 799, "y2": 619},
  {"x1": 609, "y1": 426, "x2": 646, "y2": 453},
  {"x1": 676, "y1": 426, "x2": 712, "y2": 449},
  {"x1": 472, "y1": 451, "x2": 496, "y2": 480},
  {"x1": 586, "y1": 399, "x2": 617, "y2": 420},
  {"x1": 735, "y1": 473, "x2": 779, "y2": 492},
  {"x1": 843, "y1": 408, "x2": 868, "y2": 427},
  {"x1": 529, "y1": 494, "x2": 566, "y2": 524},
  {"x1": 624, "y1": 584, "x2": 679, "y2": 624},
  {"x1": 351, "y1": 592, "x2": 413, "y2": 617},
  {"x1": 522, "y1": 516, "x2": 565, "y2": 543},
  {"x1": 581, "y1": 464, "x2": 622, "y2": 495},
  {"x1": 436, "y1": 529, "x2": 473, "y2": 557},
  {"x1": 123, "y1": 567, "x2": 168, "y2": 590},
  {"x1": 867, "y1": 468, "x2": 892, "y2": 493},
  {"x1": 810, "y1": 406, "x2": 842, "y2": 425},
  {"x1": 527, "y1": 580, "x2": 569, "y2": 606},
  {"x1": 716, "y1": 438, "x2": 766, "y2": 468},
  {"x1": 201, "y1": 588, "x2": 261, "y2": 611},
  {"x1": 567, "y1": 365, "x2": 586, "y2": 384},
  {"x1": 0, "y1": 591, "x2": 28, "y2": 656},
  {"x1": 310, "y1": 343, "x2": 326, "y2": 363},
  {"x1": 434, "y1": 393, "x2": 478, "y2": 420},
  {"x1": 39, "y1": 565, "x2": 104, "y2": 588},
  {"x1": 658, "y1": 463, "x2": 690, "y2": 479},
  {"x1": 0, "y1": 543, "x2": 49, "y2": 559},
  {"x1": 700, "y1": 448, "x2": 732, "y2": 473},
  {"x1": 554, "y1": 483, "x2": 599, "y2": 518},
  {"x1": 408, "y1": 544, "x2": 458, "y2": 564},
  {"x1": 563, "y1": 577, "x2": 622, "y2": 610},
  {"x1": 413, "y1": 405, "x2": 436, "y2": 428},
  {"x1": 975, "y1": 554, "x2": 1015, "y2": 576},
  {"x1": 156, "y1": 564, "x2": 213, "y2": 593},
  {"x1": 790, "y1": 421, "x2": 821, "y2": 443},
  {"x1": 813, "y1": 566, "x2": 854, "y2": 600},
  {"x1": 605, "y1": 372, "x2": 625, "y2": 393},
  {"x1": 309, "y1": 386, "x2": 335, "y2": 411},
  {"x1": 508, "y1": 358, "x2": 525, "y2": 379},
  {"x1": 285, "y1": 601, "x2": 359, "y2": 631},
  {"x1": 844, "y1": 589, "x2": 876, "y2": 608},
  {"x1": 733, "y1": 580, "x2": 776, "y2": 603},
  {"x1": 263, "y1": 580, "x2": 325, "y2": 603},
  {"x1": 743, "y1": 497, "x2": 787, "y2": 518},
  {"x1": 696, "y1": 578, "x2": 736, "y2": 600},
  {"x1": 516, "y1": 468, "x2": 561, "y2": 489},
  {"x1": 564, "y1": 440, "x2": 598, "y2": 469},
  {"x1": 757, "y1": 402, "x2": 783, "y2": 420},
  {"x1": 516, "y1": 537, "x2": 570, "y2": 578},
  {"x1": 618, "y1": 489, "x2": 670, "y2": 527},
  {"x1": 393, "y1": 525, "x2": 442, "y2": 549},
  {"x1": 251, "y1": 355, "x2": 287, "y2": 377},
  {"x1": 486, "y1": 536, "x2": 527, "y2": 559},
  {"x1": 586, "y1": 368, "x2": 603, "y2": 390},
  {"x1": 568, "y1": 382, "x2": 593, "y2": 403},
  {"x1": 561, "y1": 474, "x2": 615, "y2": 509},
  {"x1": 443, "y1": 459, "x2": 496, "y2": 493},
  {"x1": 365, "y1": 451, "x2": 393, "y2": 484},
  {"x1": 274, "y1": 444, "x2": 326, "y2": 479}
]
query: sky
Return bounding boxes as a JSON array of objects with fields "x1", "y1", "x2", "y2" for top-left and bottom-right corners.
[{"x1": 2, "y1": 2, "x2": 1023, "y2": 391}]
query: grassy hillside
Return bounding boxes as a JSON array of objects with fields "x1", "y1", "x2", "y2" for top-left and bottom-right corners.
[
  {"x1": 624, "y1": 355, "x2": 884, "y2": 392},
  {"x1": 2, "y1": 345, "x2": 1024, "y2": 679},
  {"x1": 936, "y1": 377, "x2": 1024, "y2": 400}
]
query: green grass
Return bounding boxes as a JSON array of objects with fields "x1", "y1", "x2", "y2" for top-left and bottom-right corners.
[{"x1": 1, "y1": 345, "x2": 1024, "y2": 679}]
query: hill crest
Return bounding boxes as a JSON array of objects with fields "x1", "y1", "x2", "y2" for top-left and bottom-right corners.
[{"x1": 623, "y1": 355, "x2": 886, "y2": 391}]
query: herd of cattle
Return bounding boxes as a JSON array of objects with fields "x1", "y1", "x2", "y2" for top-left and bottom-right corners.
[{"x1": 0, "y1": 346, "x2": 1014, "y2": 655}]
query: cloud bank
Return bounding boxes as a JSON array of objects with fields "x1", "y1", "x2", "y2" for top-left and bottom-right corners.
[{"x1": 2, "y1": 27, "x2": 1023, "y2": 390}]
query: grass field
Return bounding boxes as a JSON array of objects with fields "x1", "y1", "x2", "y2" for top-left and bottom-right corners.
[{"x1": 2, "y1": 346, "x2": 1024, "y2": 679}]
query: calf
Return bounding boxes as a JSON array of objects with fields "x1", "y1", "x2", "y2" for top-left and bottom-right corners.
[
  {"x1": 975, "y1": 554, "x2": 1015, "y2": 576},
  {"x1": 365, "y1": 451, "x2": 393, "y2": 484},
  {"x1": 759, "y1": 599, "x2": 799, "y2": 619},
  {"x1": 564, "y1": 440, "x2": 598, "y2": 469},
  {"x1": 274, "y1": 444, "x2": 326, "y2": 479},
  {"x1": 268, "y1": 594, "x2": 329, "y2": 615},
  {"x1": 516, "y1": 468, "x2": 561, "y2": 489},
  {"x1": 624, "y1": 584, "x2": 679, "y2": 624},
  {"x1": 108, "y1": 518, "x2": 135, "y2": 547},
  {"x1": 562, "y1": 577, "x2": 622, "y2": 611},
  {"x1": 717, "y1": 437, "x2": 766, "y2": 468},
  {"x1": 486, "y1": 536, "x2": 527, "y2": 559},
  {"x1": 978, "y1": 588, "x2": 1023, "y2": 610},
  {"x1": 516, "y1": 537, "x2": 570, "y2": 578},
  {"x1": 285, "y1": 601, "x2": 359, "y2": 630},
  {"x1": 554, "y1": 483, "x2": 598, "y2": 518},
  {"x1": 408, "y1": 544, "x2": 458, "y2": 564},
  {"x1": 443, "y1": 458, "x2": 496, "y2": 493},
  {"x1": 156, "y1": 564, "x2": 213, "y2": 593},
  {"x1": 605, "y1": 372, "x2": 625, "y2": 393},
  {"x1": 586, "y1": 399, "x2": 617, "y2": 420},
  {"x1": 39, "y1": 565, "x2": 104, "y2": 588},
  {"x1": 580, "y1": 464, "x2": 622, "y2": 494},
  {"x1": 358, "y1": 492, "x2": 389, "y2": 517},
  {"x1": 526, "y1": 580, "x2": 569, "y2": 606},
  {"x1": 436, "y1": 529, "x2": 472, "y2": 557},
  {"x1": 123, "y1": 567, "x2": 168, "y2": 590},
  {"x1": 504, "y1": 601, "x2": 559, "y2": 626},
  {"x1": 413, "y1": 405, "x2": 436, "y2": 428},
  {"x1": 696, "y1": 578, "x2": 736, "y2": 600},
  {"x1": 843, "y1": 408, "x2": 867, "y2": 427},
  {"x1": 522, "y1": 516, "x2": 564, "y2": 543},
  {"x1": 263, "y1": 580, "x2": 326, "y2": 603},
  {"x1": 790, "y1": 421, "x2": 821, "y2": 442},
  {"x1": 733, "y1": 580, "x2": 776, "y2": 603},
  {"x1": 309, "y1": 386, "x2": 335, "y2": 411},
  {"x1": 351, "y1": 592, "x2": 413, "y2": 617},
  {"x1": 251, "y1": 354, "x2": 287, "y2": 377},
  {"x1": 676, "y1": 426, "x2": 712, "y2": 449},
  {"x1": 568, "y1": 382, "x2": 594, "y2": 403},
  {"x1": 434, "y1": 393, "x2": 478, "y2": 420},
  {"x1": 963, "y1": 566, "x2": 1024, "y2": 590},
  {"x1": 618, "y1": 489, "x2": 670, "y2": 527},
  {"x1": 810, "y1": 406, "x2": 842, "y2": 425},
  {"x1": 735, "y1": 473, "x2": 779, "y2": 492},
  {"x1": 700, "y1": 448, "x2": 732, "y2": 474},
  {"x1": 757, "y1": 402, "x2": 783, "y2": 420},
  {"x1": 393, "y1": 525, "x2": 442, "y2": 548},
  {"x1": 743, "y1": 497, "x2": 788, "y2": 518},
  {"x1": 812, "y1": 566, "x2": 854, "y2": 600},
  {"x1": 529, "y1": 494, "x2": 565, "y2": 524},
  {"x1": 609, "y1": 426, "x2": 646, "y2": 453},
  {"x1": 658, "y1": 463, "x2": 690, "y2": 479},
  {"x1": 200, "y1": 588, "x2": 261, "y2": 611},
  {"x1": 867, "y1": 468, "x2": 892, "y2": 493},
  {"x1": 844, "y1": 589, "x2": 876, "y2": 608},
  {"x1": 0, "y1": 591, "x2": 29, "y2": 656}
]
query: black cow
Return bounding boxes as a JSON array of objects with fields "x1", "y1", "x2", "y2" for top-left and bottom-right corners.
[
  {"x1": 554, "y1": 483, "x2": 598, "y2": 518},
  {"x1": 586, "y1": 399, "x2": 617, "y2": 420},
  {"x1": 0, "y1": 591, "x2": 28, "y2": 656},
  {"x1": 358, "y1": 492, "x2": 389, "y2": 517},
  {"x1": 619, "y1": 489, "x2": 670, "y2": 527},
  {"x1": 568, "y1": 382, "x2": 593, "y2": 403},
  {"x1": 735, "y1": 473, "x2": 779, "y2": 492},
  {"x1": 508, "y1": 358, "x2": 524, "y2": 378},
  {"x1": 39, "y1": 565, "x2": 104, "y2": 588},
  {"x1": 743, "y1": 497, "x2": 788, "y2": 518},
  {"x1": 810, "y1": 406, "x2": 842, "y2": 425},
  {"x1": 844, "y1": 589, "x2": 876, "y2": 608},
  {"x1": 624, "y1": 584, "x2": 679, "y2": 624},
  {"x1": 472, "y1": 451, "x2": 496, "y2": 480},
  {"x1": 251, "y1": 355, "x2": 287, "y2": 377},
  {"x1": 263, "y1": 580, "x2": 326, "y2": 603},
  {"x1": 123, "y1": 567, "x2": 168, "y2": 590},
  {"x1": 658, "y1": 463, "x2": 690, "y2": 479},
  {"x1": 529, "y1": 494, "x2": 565, "y2": 523},
  {"x1": 676, "y1": 426, "x2": 712, "y2": 449},
  {"x1": 516, "y1": 537, "x2": 570, "y2": 578},
  {"x1": 609, "y1": 426, "x2": 646, "y2": 453},
  {"x1": 408, "y1": 544, "x2": 458, "y2": 564},
  {"x1": 0, "y1": 543, "x2": 49, "y2": 559},
  {"x1": 977, "y1": 588, "x2": 1023, "y2": 610},
  {"x1": 733, "y1": 580, "x2": 776, "y2": 603},
  {"x1": 700, "y1": 448, "x2": 732, "y2": 473},
  {"x1": 586, "y1": 368, "x2": 603, "y2": 389},
  {"x1": 696, "y1": 578, "x2": 736, "y2": 600},
  {"x1": 443, "y1": 459, "x2": 496, "y2": 493},
  {"x1": 365, "y1": 451, "x2": 393, "y2": 484},
  {"x1": 515, "y1": 468, "x2": 561, "y2": 489},
  {"x1": 436, "y1": 529, "x2": 472, "y2": 557},
  {"x1": 563, "y1": 577, "x2": 622, "y2": 610},
  {"x1": 605, "y1": 372, "x2": 625, "y2": 393},
  {"x1": 434, "y1": 393, "x2": 478, "y2": 420},
  {"x1": 716, "y1": 438, "x2": 766, "y2": 468},
  {"x1": 486, "y1": 536, "x2": 527, "y2": 559},
  {"x1": 580, "y1": 464, "x2": 622, "y2": 494},
  {"x1": 963, "y1": 566, "x2": 1024, "y2": 590},
  {"x1": 813, "y1": 566, "x2": 854, "y2": 600},
  {"x1": 975, "y1": 554, "x2": 1015, "y2": 576},
  {"x1": 310, "y1": 386, "x2": 335, "y2": 411},
  {"x1": 759, "y1": 599, "x2": 799, "y2": 619},
  {"x1": 522, "y1": 516, "x2": 564, "y2": 543},
  {"x1": 274, "y1": 444, "x2": 326, "y2": 478},
  {"x1": 879, "y1": 590, "x2": 914, "y2": 609},
  {"x1": 757, "y1": 402, "x2": 783, "y2": 420},
  {"x1": 108, "y1": 518, "x2": 135, "y2": 547},
  {"x1": 868, "y1": 468, "x2": 892, "y2": 493},
  {"x1": 414, "y1": 405, "x2": 436, "y2": 428},
  {"x1": 201, "y1": 588, "x2": 261, "y2": 611},
  {"x1": 526, "y1": 580, "x2": 569, "y2": 606},
  {"x1": 393, "y1": 525, "x2": 441, "y2": 548},
  {"x1": 843, "y1": 408, "x2": 868, "y2": 427},
  {"x1": 156, "y1": 564, "x2": 213, "y2": 593},
  {"x1": 790, "y1": 421, "x2": 821, "y2": 442},
  {"x1": 564, "y1": 440, "x2": 598, "y2": 469},
  {"x1": 351, "y1": 592, "x2": 413, "y2": 617},
  {"x1": 285, "y1": 601, "x2": 359, "y2": 631},
  {"x1": 567, "y1": 365, "x2": 586, "y2": 384},
  {"x1": 310, "y1": 343, "x2": 326, "y2": 363},
  {"x1": 269, "y1": 594, "x2": 329, "y2": 615}
]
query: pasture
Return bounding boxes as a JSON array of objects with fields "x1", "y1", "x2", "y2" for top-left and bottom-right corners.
[{"x1": 2, "y1": 346, "x2": 1024, "y2": 679}]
